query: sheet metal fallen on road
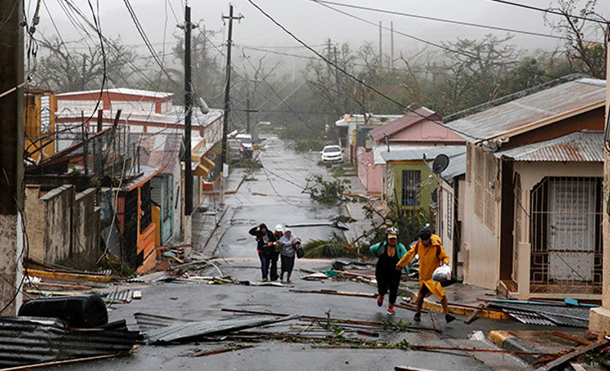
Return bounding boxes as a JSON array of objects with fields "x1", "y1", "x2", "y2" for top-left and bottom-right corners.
[
  {"x1": 0, "y1": 316, "x2": 140, "y2": 368},
  {"x1": 144, "y1": 314, "x2": 301, "y2": 344},
  {"x1": 134, "y1": 312, "x2": 196, "y2": 332},
  {"x1": 488, "y1": 301, "x2": 591, "y2": 327}
]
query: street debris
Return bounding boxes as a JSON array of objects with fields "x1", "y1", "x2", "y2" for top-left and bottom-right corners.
[
  {"x1": 142, "y1": 314, "x2": 301, "y2": 344},
  {"x1": 0, "y1": 317, "x2": 140, "y2": 368},
  {"x1": 486, "y1": 300, "x2": 593, "y2": 327},
  {"x1": 187, "y1": 344, "x2": 256, "y2": 357},
  {"x1": 533, "y1": 337, "x2": 609, "y2": 370}
]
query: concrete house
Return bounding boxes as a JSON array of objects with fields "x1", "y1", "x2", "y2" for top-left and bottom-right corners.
[
  {"x1": 379, "y1": 146, "x2": 466, "y2": 221},
  {"x1": 444, "y1": 75, "x2": 606, "y2": 300},
  {"x1": 334, "y1": 114, "x2": 402, "y2": 164},
  {"x1": 357, "y1": 108, "x2": 464, "y2": 194}
]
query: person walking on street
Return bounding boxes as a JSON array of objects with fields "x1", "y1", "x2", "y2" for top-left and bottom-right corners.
[
  {"x1": 279, "y1": 228, "x2": 299, "y2": 283},
  {"x1": 269, "y1": 225, "x2": 284, "y2": 281},
  {"x1": 396, "y1": 227, "x2": 455, "y2": 323},
  {"x1": 370, "y1": 227, "x2": 407, "y2": 315},
  {"x1": 249, "y1": 223, "x2": 276, "y2": 281}
]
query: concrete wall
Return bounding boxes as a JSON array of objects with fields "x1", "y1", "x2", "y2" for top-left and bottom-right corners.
[
  {"x1": 25, "y1": 186, "x2": 46, "y2": 261},
  {"x1": 72, "y1": 188, "x2": 100, "y2": 263},
  {"x1": 461, "y1": 164, "x2": 500, "y2": 289},
  {"x1": 25, "y1": 185, "x2": 100, "y2": 267},
  {"x1": 40, "y1": 185, "x2": 73, "y2": 263},
  {"x1": 0, "y1": 214, "x2": 23, "y2": 315},
  {"x1": 357, "y1": 148, "x2": 383, "y2": 193},
  {"x1": 589, "y1": 47, "x2": 610, "y2": 333}
]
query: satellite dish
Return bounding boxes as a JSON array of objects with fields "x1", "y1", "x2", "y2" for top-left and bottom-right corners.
[
  {"x1": 431, "y1": 188, "x2": 438, "y2": 203},
  {"x1": 432, "y1": 154, "x2": 450, "y2": 174}
]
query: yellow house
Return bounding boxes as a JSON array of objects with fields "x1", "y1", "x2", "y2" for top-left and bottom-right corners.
[{"x1": 24, "y1": 89, "x2": 56, "y2": 163}]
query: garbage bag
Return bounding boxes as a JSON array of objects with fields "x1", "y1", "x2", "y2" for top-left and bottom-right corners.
[{"x1": 432, "y1": 264, "x2": 451, "y2": 283}]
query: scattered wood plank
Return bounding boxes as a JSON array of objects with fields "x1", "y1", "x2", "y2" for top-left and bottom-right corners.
[
  {"x1": 289, "y1": 289, "x2": 376, "y2": 298},
  {"x1": 534, "y1": 338, "x2": 609, "y2": 371},
  {"x1": 189, "y1": 344, "x2": 256, "y2": 357},
  {"x1": 357, "y1": 330, "x2": 379, "y2": 337},
  {"x1": 395, "y1": 367, "x2": 439, "y2": 371},
  {"x1": 312, "y1": 344, "x2": 552, "y2": 356},
  {"x1": 464, "y1": 303, "x2": 487, "y2": 324},
  {"x1": 429, "y1": 311, "x2": 442, "y2": 333},
  {"x1": 570, "y1": 363, "x2": 587, "y2": 371},
  {"x1": 0, "y1": 353, "x2": 127, "y2": 371},
  {"x1": 23, "y1": 281, "x2": 93, "y2": 291},
  {"x1": 395, "y1": 303, "x2": 429, "y2": 314},
  {"x1": 221, "y1": 308, "x2": 439, "y2": 332},
  {"x1": 550, "y1": 332, "x2": 592, "y2": 346},
  {"x1": 25, "y1": 269, "x2": 114, "y2": 283}
]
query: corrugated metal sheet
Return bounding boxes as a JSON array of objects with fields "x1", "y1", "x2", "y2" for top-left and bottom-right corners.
[
  {"x1": 134, "y1": 312, "x2": 195, "y2": 332},
  {"x1": 503, "y1": 310, "x2": 556, "y2": 326},
  {"x1": 146, "y1": 314, "x2": 300, "y2": 344},
  {"x1": 441, "y1": 152, "x2": 467, "y2": 183},
  {"x1": 380, "y1": 146, "x2": 466, "y2": 163},
  {"x1": 488, "y1": 302, "x2": 591, "y2": 328},
  {"x1": 445, "y1": 78, "x2": 606, "y2": 141},
  {"x1": 106, "y1": 289, "x2": 133, "y2": 303},
  {"x1": 495, "y1": 130, "x2": 604, "y2": 162},
  {"x1": 0, "y1": 317, "x2": 140, "y2": 368}
]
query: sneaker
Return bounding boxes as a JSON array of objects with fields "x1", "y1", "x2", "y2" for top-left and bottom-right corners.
[
  {"x1": 445, "y1": 314, "x2": 456, "y2": 323},
  {"x1": 262, "y1": 277, "x2": 268, "y2": 282},
  {"x1": 377, "y1": 294, "x2": 384, "y2": 307},
  {"x1": 413, "y1": 312, "x2": 421, "y2": 322},
  {"x1": 387, "y1": 307, "x2": 395, "y2": 315}
]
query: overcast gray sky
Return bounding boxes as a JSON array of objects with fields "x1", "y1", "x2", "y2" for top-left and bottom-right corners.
[{"x1": 33, "y1": 0, "x2": 610, "y2": 75}]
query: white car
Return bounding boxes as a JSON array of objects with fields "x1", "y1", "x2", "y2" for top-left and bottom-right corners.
[
  {"x1": 235, "y1": 134, "x2": 253, "y2": 158},
  {"x1": 321, "y1": 145, "x2": 343, "y2": 163}
]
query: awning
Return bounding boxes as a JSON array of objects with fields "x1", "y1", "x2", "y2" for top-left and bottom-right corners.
[{"x1": 192, "y1": 156, "x2": 215, "y2": 177}]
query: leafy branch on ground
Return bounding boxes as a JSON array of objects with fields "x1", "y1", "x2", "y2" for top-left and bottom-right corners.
[{"x1": 303, "y1": 174, "x2": 351, "y2": 205}]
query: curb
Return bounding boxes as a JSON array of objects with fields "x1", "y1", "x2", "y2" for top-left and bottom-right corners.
[{"x1": 488, "y1": 330, "x2": 542, "y2": 364}]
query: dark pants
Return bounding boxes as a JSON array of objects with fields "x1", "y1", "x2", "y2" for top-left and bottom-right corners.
[
  {"x1": 269, "y1": 251, "x2": 279, "y2": 281},
  {"x1": 281, "y1": 254, "x2": 295, "y2": 274},
  {"x1": 376, "y1": 269, "x2": 401, "y2": 305},
  {"x1": 258, "y1": 251, "x2": 270, "y2": 280}
]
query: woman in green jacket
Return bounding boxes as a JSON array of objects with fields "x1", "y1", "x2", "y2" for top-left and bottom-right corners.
[{"x1": 369, "y1": 227, "x2": 407, "y2": 315}]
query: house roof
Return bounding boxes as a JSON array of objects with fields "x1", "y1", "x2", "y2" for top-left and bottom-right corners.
[
  {"x1": 57, "y1": 88, "x2": 173, "y2": 100},
  {"x1": 441, "y1": 151, "x2": 468, "y2": 183},
  {"x1": 130, "y1": 133, "x2": 183, "y2": 174},
  {"x1": 444, "y1": 76, "x2": 606, "y2": 143},
  {"x1": 494, "y1": 130, "x2": 604, "y2": 162},
  {"x1": 380, "y1": 146, "x2": 466, "y2": 163},
  {"x1": 368, "y1": 108, "x2": 440, "y2": 141},
  {"x1": 335, "y1": 114, "x2": 403, "y2": 127}
]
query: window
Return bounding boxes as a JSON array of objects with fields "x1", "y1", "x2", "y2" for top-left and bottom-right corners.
[{"x1": 402, "y1": 170, "x2": 421, "y2": 207}]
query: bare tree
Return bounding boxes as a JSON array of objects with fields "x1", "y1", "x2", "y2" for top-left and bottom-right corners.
[{"x1": 34, "y1": 36, "x2": 137, "y2": 93}]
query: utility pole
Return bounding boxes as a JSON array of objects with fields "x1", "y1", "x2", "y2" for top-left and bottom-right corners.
[
  {"x1": 246, "y1": 92, "x2": 251, "y2": 134},
  {"x1": 379, "y1": 21, "x2": 383, "y2": 69},
  {"x1": 180, "y1": 4, "x2": 197, "y2": 246},
  {"x1": 390, "y1": 21, "x2": 395, "y2": 70},
  {"x1": 0, "y1": 0, "x2": 24, "y2": 315},
  {"x1": 220, "y1": 5, "x2": 242, "y2": 205}
]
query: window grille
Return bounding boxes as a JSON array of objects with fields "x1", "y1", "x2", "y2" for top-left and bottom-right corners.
[
  {"x1": 402, "y1": 170, "x2": 421, "y2": 207},
  {"x1": 530, "y1": 176, "x2": 602, "y2": 294}
]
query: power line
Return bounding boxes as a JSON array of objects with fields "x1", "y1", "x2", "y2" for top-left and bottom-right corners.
[
  {"x1": 123, "y1": 0, "x2": 179, "y2": 87},
  {"x1": 246, "y1": 0, "x2": 407, "y2": 110},
  {"x1": 312, "y1": 0, "x2": 570, "y2": 42},
  {"x1": 485, "y1": 0, "x2": 608, "y2": 25}
]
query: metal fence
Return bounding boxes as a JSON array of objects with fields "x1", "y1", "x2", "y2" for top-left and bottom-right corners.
[{"x1": 530, "y1": 176, "x2": 603, "y2": 294}]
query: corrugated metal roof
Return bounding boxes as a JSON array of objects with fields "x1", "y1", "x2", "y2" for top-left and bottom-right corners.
[
  {"x1": 495, "y1": 131, "x2": 604, "y2": 162},
  {"x1": 146, "y1": 315, "x2": 300, "y2": 344},
  {"x1": 445, "y1": 78, "x2": 606, "y2": 142},
  {"x1": 0, "y1": 317, "x2": 140, "y2": 368},
  {"x1": 488, "y1": 302, "x2": 591, "y2": 328},
  {"x1": 57, "y1": 88, "x2": 173, "y2": 99},
  {"x1": 441, "y1": 151, "x2": 468, "y2": 183},
  {"x1": 380, "y1": 146, "x2": 466, "y2": 163},
  {"x1": 368, "y1": 108, "x2": 439, "y2": 141}
]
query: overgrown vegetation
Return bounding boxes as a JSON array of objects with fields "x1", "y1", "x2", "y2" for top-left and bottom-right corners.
[
  {"x1": 303, "y1": 232, "x2": 359, "y2": 258},
  {"x1": 303, "y1": 174, "x2": 351, "y2": 205},
  {"x1": 364, "y1": 195, "x2": 431, "y2": 247}
]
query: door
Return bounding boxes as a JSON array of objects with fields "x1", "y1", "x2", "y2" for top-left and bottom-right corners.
[{"x1": 547, "y1": 178, "x2": 596, "y2": 281}]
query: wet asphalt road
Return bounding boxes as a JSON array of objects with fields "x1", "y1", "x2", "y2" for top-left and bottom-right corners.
[{"x1": 38, "y1": 137, "x2": 535, "y2": 371}]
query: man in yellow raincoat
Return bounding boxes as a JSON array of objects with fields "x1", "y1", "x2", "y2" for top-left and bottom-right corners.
[{"x1": 396, "y1": 227, "x2": 455, "y2": 323}]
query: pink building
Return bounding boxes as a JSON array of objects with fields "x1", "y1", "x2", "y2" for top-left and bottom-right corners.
[{"x1": 357, "y1": 107, "x2": 465, "y2": 193}]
